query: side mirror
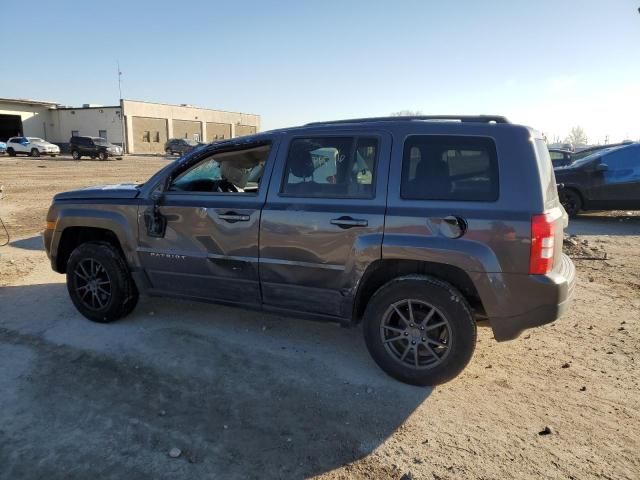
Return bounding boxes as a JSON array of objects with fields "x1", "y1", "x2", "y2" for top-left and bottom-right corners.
[
  {"x1": 596, "y1": 163, "x2": 609, "y2": 172},
  {"x1": 146, "y1": 176, "x2": 169, "y2": 238},
  {"x1": 151, "y1": 176, "x2": 170, "y2": 202},
  {"x1": 150, "y1": 187, "x2": 164, "y2": 203}
]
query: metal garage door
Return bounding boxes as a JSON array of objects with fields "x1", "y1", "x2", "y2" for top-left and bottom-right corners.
[
  {"x1": 206, "y1": 122, "x2": 231, "y2": 142},
  {"x1": 236, "y1": 125, "x2": 257, "y2": 137},
  {"x1": 173, "y1": 120, "x2": 202, "y2": 142},
  {"x1": 132, "y1": 117, "x2": 167, "y2": 154}
]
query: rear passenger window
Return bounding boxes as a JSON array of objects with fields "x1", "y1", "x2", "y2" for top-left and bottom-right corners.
[
  {"x1": 401, "y1": 135, "x2": 498, "y2": 202},
  {"x1": 281, "y1": 137, "x2": 378, "y2": 198}
]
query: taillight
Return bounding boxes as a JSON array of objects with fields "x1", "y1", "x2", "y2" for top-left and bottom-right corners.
[{"x1": 529, "y1": 212, "x2": 555, "y2": 274}]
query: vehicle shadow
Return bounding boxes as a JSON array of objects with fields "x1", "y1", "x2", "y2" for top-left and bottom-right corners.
[
  {"x1": 9, "y1": 235, "x2": 43, "y2": 251},
  {"x1": 0, "y1": 282, "x2": 432, "y2": 479},
  {"x1": 567, "y1": 213, "x2": 640, "y2": 236}
]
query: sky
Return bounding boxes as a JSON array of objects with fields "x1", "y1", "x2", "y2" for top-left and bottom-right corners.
[{"x1": 1, "y1": 0, "x2": 639, "y2": 143}]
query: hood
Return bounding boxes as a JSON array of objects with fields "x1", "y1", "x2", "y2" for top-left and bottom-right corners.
[
  {"x1": 53, "y1": 183, "x2": 140, "y2": 201},
  {"x1": 30, "y1": 140, "x2": 56, "y2": 147}
]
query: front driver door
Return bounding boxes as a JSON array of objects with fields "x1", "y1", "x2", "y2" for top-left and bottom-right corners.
[
  {"x1": 137, "y1": 138, "x2": 278, "y2": 304},
  {"x1": 588, "y1": 146, "x2": 640, "y2": 210}
]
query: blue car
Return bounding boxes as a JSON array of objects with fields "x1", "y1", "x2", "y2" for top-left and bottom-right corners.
[
  {"x1": 0, "y1": 141, "x2": 6, "y2": 154},
  {"x1": 555, "y1": 143, "x2": 640, "y2": 216}
]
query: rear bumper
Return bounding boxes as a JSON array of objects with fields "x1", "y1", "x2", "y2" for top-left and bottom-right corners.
[{"x1": 489, "y1": 253, "x2": 576, "y2": 341}]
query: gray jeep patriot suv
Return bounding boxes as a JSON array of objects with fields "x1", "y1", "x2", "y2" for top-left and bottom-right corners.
[{"x1": 44, "y1": 115, "x2": 576, "y2": 385}]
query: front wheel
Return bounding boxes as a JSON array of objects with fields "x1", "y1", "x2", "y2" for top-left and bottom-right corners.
[
  {"x1": 7, "y1": 148, "x2": 15, "y2": 156},
  {"x1": 30, "y1": 148, "x2": 40, "y2": 157},
  {"x1": 71, "y1": 150, "x2": 81, "y2": 160},
  {"x1": 66, "y1": 241, "x2": 139, "y2": 323},
  {"x1": 98, "y1": 151, "x2": 108, "y2": 161},
  {"x1": 559, "y1": 189, "x2": 582, "y2": 217},
  {"x1": 363, "y1": 276, "x2": 476, "y2": 386}
]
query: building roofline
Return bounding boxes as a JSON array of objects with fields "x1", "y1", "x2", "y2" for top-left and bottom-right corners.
[
  {"x1": 0, "y1": 97, "x2": 59, "y2": 107},
  {"x1": 121, "y1": 98, "x2": 259, "y2": 118},
  {"x1": 56, "y1": 105, "x2": 120, "y2": 110}
]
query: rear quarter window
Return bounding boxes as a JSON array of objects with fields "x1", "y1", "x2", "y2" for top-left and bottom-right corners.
[
  {"x1": 401, "y1": 135, "x2": 499, "y2": 202},
  {"x1": 533, "y1": 139, "x2": 558, "y2": 201}
]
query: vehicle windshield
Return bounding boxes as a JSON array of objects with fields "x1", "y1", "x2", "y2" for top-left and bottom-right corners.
[
  {"x1": 93, "y1": 138, "x2": 109, "y2": 145},
  {"x1": 27, "y1": 137, "x2": 45, "y2": 142},
  {"x1": 561, "y1": 147, "x2": 619, "y2": 168},
  {"x1": 572, "y1": 147, "x2": 609, "y2": 161}
]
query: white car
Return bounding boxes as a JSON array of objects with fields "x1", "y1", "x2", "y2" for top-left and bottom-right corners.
[{"x1": 6, "y1": 136, "x2": 60, "y2": 157}]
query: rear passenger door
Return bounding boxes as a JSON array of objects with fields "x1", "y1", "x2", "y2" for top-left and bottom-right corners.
[
  {"x1": 259, "y1": 131, "x2": 391, "y2": 318},
  {"x1": 77, "y1": 138, "x2": 90, "y2": 155}
]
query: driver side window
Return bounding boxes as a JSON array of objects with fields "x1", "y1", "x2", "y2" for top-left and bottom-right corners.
[{"x1": 169, "y1": 143, "x2": 271, "y2": 194}]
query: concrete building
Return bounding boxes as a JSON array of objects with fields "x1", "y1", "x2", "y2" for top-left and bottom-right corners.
[
  {"x1": 0, "y1": 98, "x2": 58, "y2": 141},
  {"x1": 0, "y1": 97, "x2": 260, "y2": 154}
]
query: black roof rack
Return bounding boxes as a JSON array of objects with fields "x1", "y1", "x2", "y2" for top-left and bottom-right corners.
[{"x1": 306, "y1": 115, "x2": 510, "y2": 126}]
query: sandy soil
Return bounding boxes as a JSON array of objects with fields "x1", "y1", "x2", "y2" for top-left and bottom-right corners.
[{"x1": 0, "y1": 155, "x2": 639, "y2": 479}]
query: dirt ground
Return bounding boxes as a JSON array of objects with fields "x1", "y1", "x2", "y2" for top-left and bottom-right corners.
[{"x1": 0, "y1": 155, "x2": 639, "y2": 479}]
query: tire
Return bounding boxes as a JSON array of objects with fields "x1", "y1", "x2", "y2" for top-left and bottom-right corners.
[
  {"x1": 71, "y1": 150, "x2": 81, "y2": 160},
  {"x1": 30, "y1": 148, "x2": 40, "y2": 157},
  {"x1": 66, "y1": 241, "x2": 139, "y2": 323},
  {"x1": 50, "y1": 154, "x2": 57, "y2": 158},
  {"x1": 98, "y1": 151, "x2": 108, "y2": 161},
  {"x1": 7, "y1": 148, "x2": 15, "y2": 156},
  {"x1": 363, "y1": 276, "x2": 476, "y2": 386},
  {"x1": 559, "y1": 189, "x2": 582, "y2": 217}
]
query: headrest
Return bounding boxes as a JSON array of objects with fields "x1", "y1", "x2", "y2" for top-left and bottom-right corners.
[
  {"x1": 288, "y1": 143, "x2": 315, "y2": 178},
  {"x1": 416, "y1": 147, "x2": 448, "y2": 178},
  {"x1": 221, "y1": 162, "x2": 249, "y2": 189}
]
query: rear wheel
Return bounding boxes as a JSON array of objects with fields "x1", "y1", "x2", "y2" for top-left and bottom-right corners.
[
  {"x1": 363, "y1": 276, "x2": 476, "y2": 386},
  {"x1": 560, "y1": 189, "x2": 582, "y2": 217},
  {"x1": 7, "y1": 148, "x2": 15, "y2": 156},
  {"x1": 71, "y1": 150, "x2": 81, "y2": 160},
  {"x1": 66, "y1": 241, "x2": 139, "y2": 323}
]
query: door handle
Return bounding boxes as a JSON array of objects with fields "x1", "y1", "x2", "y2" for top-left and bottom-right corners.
[
  {"x1": 218, "y1": 212, "x2": 250, "y2": 222},
  {"x1": 330, "y1": 216, "x2": 368, "y2": 228}
]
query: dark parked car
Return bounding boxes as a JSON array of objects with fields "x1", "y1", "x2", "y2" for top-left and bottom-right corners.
[
  {"x1": 69, "y1": 136, "x2": 123, "y2": 160},
  {"x1": 44, "y1": 115, "x2": 576, "y2": 386},
  {"x1": 555, "y1": 143, "x2": 640, "y2": 216},
  {"x1": 549, "y1": 148, "x2": 573, "y2": 168},
  {"x1": 571, "y1": 142, "x2": 634, "y2": 162},
  {"x1": 164, "y1": 138, "x2": 200, "y2": 156}
]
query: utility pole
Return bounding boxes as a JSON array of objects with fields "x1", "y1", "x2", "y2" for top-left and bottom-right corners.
[{"x1": 117, "y1": 61, "x2": 126, "y2": 154}]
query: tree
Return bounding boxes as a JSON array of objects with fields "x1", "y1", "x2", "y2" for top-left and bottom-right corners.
[
  {"x1": 390, "y1": 109, "x2": 423, "y2": 116},
  {"x1": 565, "y1": 126, "x2": 588, "y2": 146}
]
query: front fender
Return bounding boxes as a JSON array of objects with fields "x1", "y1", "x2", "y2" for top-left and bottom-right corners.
[{"x1": 50, "y1": 204, "x2": 140, "y2": 269}]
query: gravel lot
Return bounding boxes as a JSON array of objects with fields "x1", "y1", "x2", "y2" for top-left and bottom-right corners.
[{"x1": 0, "y1": 155, "x2": 639, "y2": 479}]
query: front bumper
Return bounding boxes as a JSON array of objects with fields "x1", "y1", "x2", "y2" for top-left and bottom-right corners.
[{"x1": 489, "y1": 253, "x2": 576, "y2": 341}]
